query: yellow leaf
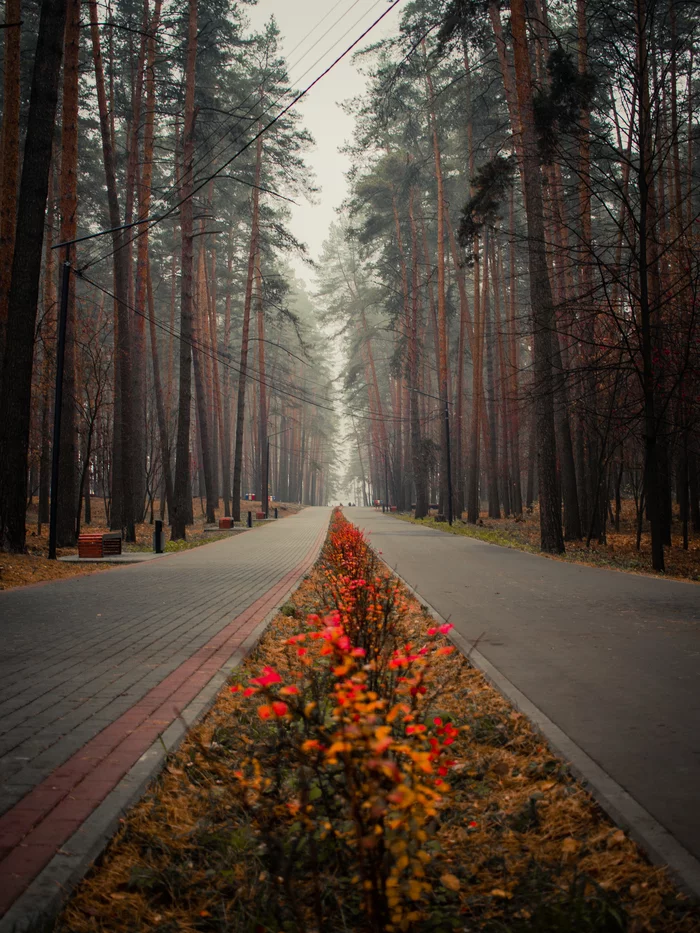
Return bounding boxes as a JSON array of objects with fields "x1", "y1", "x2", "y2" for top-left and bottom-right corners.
[
  {"x1": 440, "y1": 873, "x2": 461, "y2": 892},
  {"x1": 490, "y1": 888, "x2": 513, "y2": 899},
  {"x1": 408, "y1": 879, "x2": 424, "y2": 901}
]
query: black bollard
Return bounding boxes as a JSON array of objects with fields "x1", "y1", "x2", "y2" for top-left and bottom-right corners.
[
  {"x1": 154, "y1": 519, "x2": 164, "y2": 553},
  {"x1": 247, "y1": 511, "x2": 252, "y2": 528},
  {"x1": 274, "y1": 507, "x2": 278, "y2": 519}
]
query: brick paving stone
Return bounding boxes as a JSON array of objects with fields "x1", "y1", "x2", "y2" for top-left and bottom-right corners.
[{"x1": 0, "y1": 508, "x2": 329, "y2": 919}]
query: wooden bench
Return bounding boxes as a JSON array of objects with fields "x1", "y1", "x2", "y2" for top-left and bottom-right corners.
[{"x1": 78, "y1": 532, "x2": 122, "y2": 559}]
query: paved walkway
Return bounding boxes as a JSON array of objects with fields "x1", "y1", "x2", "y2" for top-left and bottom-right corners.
[
  {"x1": 0, "y1": 507, "x2": 329, "y2": 919},
  {"x1": 347, "y1": 509, "x2": 700, "y2": 870}
]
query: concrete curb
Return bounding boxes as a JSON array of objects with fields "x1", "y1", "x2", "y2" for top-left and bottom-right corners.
[
  {"x1": 0, "y1": 525, "x2": 326, "y2": 933},
  {"x1": 385, "y1": 562, "x2": 700, "y2": 903}
]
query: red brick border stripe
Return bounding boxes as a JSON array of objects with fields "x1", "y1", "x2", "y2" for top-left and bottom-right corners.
[{"x1": 0, "y1": 520, "x2": 327, "y2": 916}]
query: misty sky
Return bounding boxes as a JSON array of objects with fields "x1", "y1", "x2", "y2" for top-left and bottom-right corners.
[{"x1": 246, "y1": 0, "x2": 403, "y2": 281}]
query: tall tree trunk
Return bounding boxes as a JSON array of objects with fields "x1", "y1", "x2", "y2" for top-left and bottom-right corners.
[
  {"x1": 134, "y1": 0, "x2": 163, "y2": 513},
  {"x1": 127, "y1": 0, "x2": 150, "y2": 519},
  {"x1": 38, "y1": 164, "x2": 58, "y2": 533},
  {"x1": 408, "y1": 185, "x2": 429, "y2": 518},
  {"x1": 507, "y1": 190, "x2": 523, "y2": 514},
  {"x1": 467, "y1": 243, "x2": 483, "y2": 524},
  {"x1": 0, "y1": 0, "x2": 68, "y2": 552},
  {"x1": 635, "y1": 0, "x2": 664, "y2": 571},
  {"x1": 232, "y1": 131, "x2": 262, "y2": 522},
  {"x1": 89, "y1": 0, "x2": 136, "y2": 541},
  {"x1": 255, "y1": 252, "x2": 269, "y2": 509},
  {"x1": 483, "y1": 234, "x2": 500, "y2": 518},
  {"x1": 508, "y1": 0, "x2": 564, "y2": 553},
  {"x1": 147, "y1": 254, "x2": 173, "y2": 522},
  {"x1": 55, "y1": 0, "x2": 80, "y2": 548},
  {"x1": 221, "y1": 228, "x2": 234, "y2": 516},
  {"x1": 171, "y1": 0, "x2": 198, "y2": 539},
  {"x1": 192, "y1": 246, "x2": 216, "y2": 523},
  {"x1": 424, "y1": 56, "x2": 450, "y2": 517},
  {"x1": 0, "y1": 0, "x2": 21, "y2": 366}
]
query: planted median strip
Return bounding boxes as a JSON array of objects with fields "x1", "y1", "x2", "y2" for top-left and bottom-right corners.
[{"x1": 58, "y1": 510, "x2": 698, "y2": 932}]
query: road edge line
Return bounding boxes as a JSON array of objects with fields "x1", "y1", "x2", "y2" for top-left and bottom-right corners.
[
  {"x1": 0, "y1": 517, "x2": 328, "y2": 933},
  {"x1": 384, "y1": 561, "x2": 700, "y2": 903}
]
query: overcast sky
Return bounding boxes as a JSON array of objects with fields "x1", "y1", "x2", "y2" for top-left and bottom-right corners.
[{"x1": 246, "y1": 0, "x2": 403, "y2": 282}]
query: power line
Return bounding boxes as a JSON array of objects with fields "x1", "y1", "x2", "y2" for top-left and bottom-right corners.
[
  {"x1": 77, "y1": 0, "x2": 405, "y2": 275},
  {"x1": 76, "y1": 268, "x2": 417, "y2": 426}
]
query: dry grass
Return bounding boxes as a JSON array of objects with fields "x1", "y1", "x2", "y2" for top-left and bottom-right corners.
[
  {"x1": 0, "y1": 499, "x2": 304, "y2": 591},
  {"x1": 399, "y1": 500, "x2": 700, "y2": 583},
  {"x1": 57, "y1": 528, "x2": 699, "y2": 933}
]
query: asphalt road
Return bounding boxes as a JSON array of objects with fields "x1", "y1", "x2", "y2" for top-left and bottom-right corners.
[{"x1": 346, "y1": 508, "x2": 700, "y2": 863}]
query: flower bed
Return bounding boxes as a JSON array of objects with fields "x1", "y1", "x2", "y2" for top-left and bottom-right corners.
[{"x1": 59, "y1": 510, "x2": 698, "y2": 932}]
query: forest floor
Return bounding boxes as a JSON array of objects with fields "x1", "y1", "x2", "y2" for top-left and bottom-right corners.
[
  {"x1": 57, "y1": 510, "x2": 699, "y2": 933},
  {"x1": 396, "y1": 499, "x2": 700, "y2": 583},
  {"x1": 0, "y1": 499, "x2": 304, "y2": 592}
]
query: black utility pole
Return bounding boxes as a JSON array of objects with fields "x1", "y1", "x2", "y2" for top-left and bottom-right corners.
[
  {"x1": 48, "y1": 256, "x2": 71, "y2": 560},
  {"x1": 444, "y1": 396, "x2": 453, "y2": 525}
]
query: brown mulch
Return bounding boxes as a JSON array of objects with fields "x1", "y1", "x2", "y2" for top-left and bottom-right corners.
[{"x1": 57, "y1": 534, "x2": 699, "y2": 933}]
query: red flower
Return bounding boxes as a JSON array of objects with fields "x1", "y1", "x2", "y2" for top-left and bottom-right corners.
[{"x1": 250, "y1": 666, "x2": 282, "y2": 687}]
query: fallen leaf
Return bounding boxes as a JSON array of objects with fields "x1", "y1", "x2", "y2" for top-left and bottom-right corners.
[
  {"x1": 440, "y1": 873, "x2": 460, "y2": 891},
  {"x1": 607, "y1": 829, "x2": 626, "y2": 848},
  {"x1": 490, "y1": 888, "x2": 513, "y2": 899}
]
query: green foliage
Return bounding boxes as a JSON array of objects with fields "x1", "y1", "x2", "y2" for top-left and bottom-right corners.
[
  {"x1": 533, "y1": 48, "x2": 597, "y2": 163},
  {"x1": 458, "y1": 153, "x2": 516, "y2": 248}
]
